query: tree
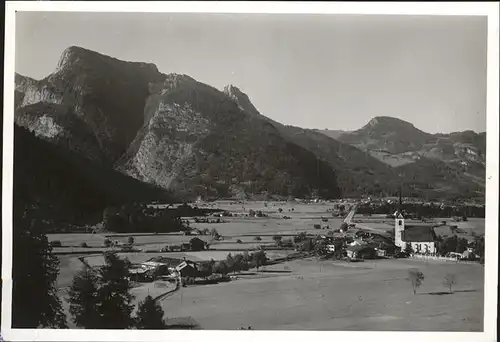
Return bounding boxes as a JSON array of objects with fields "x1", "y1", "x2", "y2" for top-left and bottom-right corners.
[
  {"x1": 273, "y1": 235, "x2": 282, "y2": 246},
  {"x1": 456, "y1": 237, "x2": 469, "y2": 254},
  {"x1": 135, "y1": 295, "x2": 166, "y2": 329},
  {"x1": 213, "y1": 260, "x2": 229, "y2": 276},
  {"x1": 251, "y1": 251, "x2": 267, "y2": 271},
  {"x1": 104, "y1": 238, "x2": 112, "y2": 248},
  {"x1": 94, "y1": 252, "x2": 135, "y2": 329},
  {"x1": 197, "y1": 261, "x2": 213, "y2": 279},
  {"x1": 210, "y1": 228, "x2": 219, "y2": 238},
  {"x1": 12, "y1": 211, "x2": 68, "y2": 328},
  {"x1": 404, "y1": 243, "x2": 414, "y2": 255},
  {"x1": 254, "y1": 236, "x2": 262, "y2": 241},
  {"x1": 226, "y1": 253, "x2": 235, "y2": 273},
  {"x1": 128, "y1": 236, "x2": 135, "y2": 245},
  {"x1": 443, "y1": 273, "x2": 457, "y2": 293},
  {"x1": 473, "y1": 236, "x2": 485, "y2": 265},
  {"x1": 293, "y1": 232, "x2": 308, "y2": 244},
  {"x1": 68, "y1": 266, "x2": 100, "y2": 328},
  {"x1": 233, "y1": 254, "x2": 243, "y2": 273},
  {"x1": 407, "y1": 268, "x2": 425, "y2": 295}
]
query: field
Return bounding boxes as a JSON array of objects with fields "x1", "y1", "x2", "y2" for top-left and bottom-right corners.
[
  {"x1": 52, "y1": 201, "x2": 485, "y2": 330},
  {"x1": 159, "y1": 258, "x2": 484, "y2": 331}
]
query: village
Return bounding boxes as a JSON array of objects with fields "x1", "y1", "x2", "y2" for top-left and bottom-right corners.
[
  {"x1": 98, "y1": 203, "x2": 483, "y2": 286},
  {"x1": 48, "y1": 197, "x2": 486, "y2": 330}
]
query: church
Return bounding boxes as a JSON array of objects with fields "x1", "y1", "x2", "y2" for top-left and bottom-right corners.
[{"x1": 394, "y1": 211, "x2": 438, "y2": 255}]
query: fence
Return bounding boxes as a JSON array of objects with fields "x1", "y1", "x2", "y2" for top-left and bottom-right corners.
[{"x1": 409, "y1": 254, "x2": 478, "y2": 264}]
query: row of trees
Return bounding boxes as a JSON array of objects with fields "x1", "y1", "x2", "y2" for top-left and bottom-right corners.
[
  {"x1": 103, "y1": 205, "x2": 187, "y2": 233},
  {"x1": 195, "y1": 250, "x2": 268, "y2": 280},
  {"x1": 407, "y1": 268, "x2": 458, "y2": 295},
  {"x1": 356, "y1": 202, "x2": 485, "y2": 218}
]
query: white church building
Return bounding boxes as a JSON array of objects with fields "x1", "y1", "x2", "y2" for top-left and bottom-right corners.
[{"x1": 394, "y1": 212, "x2": 438, "y2": 254}]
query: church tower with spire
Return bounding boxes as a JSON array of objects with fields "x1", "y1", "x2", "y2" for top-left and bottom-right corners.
[{"x1": 394, "y1": 184, "x2": 406, "y2": 250}]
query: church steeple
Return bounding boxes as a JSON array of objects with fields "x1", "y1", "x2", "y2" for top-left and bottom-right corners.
[{"x1": 398, "y1": 183, "x2": 403, "y2": 211}]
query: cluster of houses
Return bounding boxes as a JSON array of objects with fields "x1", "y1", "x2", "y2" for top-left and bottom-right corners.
[
  {"x1": 290, "y1": 209, "x2": 481, "y2": 262},
  {"x1": 128, "y1": 256, "x2": 199, "y2": 283},
  {"x1": 161, "y1": 237, "x2": 207, "y2": 252}
]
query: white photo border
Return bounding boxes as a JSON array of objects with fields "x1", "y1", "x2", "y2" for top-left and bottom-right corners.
[{"x1": 2, "y1": 2, "x2": 499, "y2": 342}]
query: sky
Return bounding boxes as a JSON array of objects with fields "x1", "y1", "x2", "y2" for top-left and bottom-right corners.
[{"x1": 15, "y1": 12, "x2": 488, "y2": 133}]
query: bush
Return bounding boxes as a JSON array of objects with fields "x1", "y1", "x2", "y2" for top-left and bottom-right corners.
[
  {"x1": 50, "y1": 240, "x2": 62, "y2": 247},
  {"x1": 80, "y1": 242, "x2": 89, "y2": 248},
  {"x1": 236, "y1": 239, "x2": 243, "y2": 244},
  {"x1": 104, "y1": 238, "x2": 112, "y2": 247},
  {"x1": 254, "y1": 236, "x2": 262, "y2": 241}
]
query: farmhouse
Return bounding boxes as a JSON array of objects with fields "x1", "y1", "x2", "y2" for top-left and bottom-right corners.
[
  {"x1": 176, "y1": 261, "x2": 199, "y2": 278},
  {"x1": 346, "y1": 245, "x2": 377, "y2": 260}
]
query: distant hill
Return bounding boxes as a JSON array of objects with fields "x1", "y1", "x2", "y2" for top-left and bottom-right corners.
[
  {"x1": 314, "y1": 129, "x2": 349, "y2": 140},
  {"x1": 317, "y1": 116, "x2": 486, "y2": 196}
]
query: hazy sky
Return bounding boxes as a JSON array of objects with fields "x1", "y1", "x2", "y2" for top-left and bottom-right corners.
[{"x1": 15, "y1": 12, "x2": 487, "y2": 133}]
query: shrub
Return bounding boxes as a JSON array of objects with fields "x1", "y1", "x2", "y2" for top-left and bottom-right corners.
[
  {"x1": 254, "y1": 236, "x2": 262, "y2": 241},
  {"x1": 236, "y1": 239, "x2": 243, "y2": 244},
  {"x1": 50, "y1": 240, "x2": 62, "y2": 247},
  {"x1": 104, "y1": 238, "x2": 112, "y2": 248},
  {"x1": 80, "y1": 242, "x2": 89, "y2": 248},
  {"x1": 407, "y1": 268, "x2": 424, "y2": 295},
  {"x1": 128, "y1": 236, "x2": 135, "y2": 245}
]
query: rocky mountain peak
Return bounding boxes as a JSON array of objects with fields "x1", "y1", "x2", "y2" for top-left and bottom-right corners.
[
  {"x1": 222, "y1": 84, "x2": 261, "y2": 118},
  {"x1": 53, "y1": 46, "x2": 160, "y2": 76}
]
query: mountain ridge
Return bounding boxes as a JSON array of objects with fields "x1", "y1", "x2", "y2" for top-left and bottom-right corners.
[{"x1": 14, "y1": 46, "x2": 485, "y2": 205}]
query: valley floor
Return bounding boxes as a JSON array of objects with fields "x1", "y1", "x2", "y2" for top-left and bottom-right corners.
[
  {"x1": 53, "y1": 201, "x2": 485, "y2": 331},
  {"x1": 159, "y1": 258, "x2": 484, "y2": 331}
]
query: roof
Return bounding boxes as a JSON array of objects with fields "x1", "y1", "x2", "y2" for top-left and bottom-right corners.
[
  {"x1": 147, "y1": 257, "x2": 185, "y2": 268},
  {"x1": 164, "y1": 316, "x2": 200, "y2": 329},
  {"x1": 346, "y1": 244, "x2": 375, "y2": 252},
  {"x1": 402, "y1": 225, "x2": 437, "y2": 242},
  {"x1": 176, "y1": 261, "x2": 197, "y2": 271}
]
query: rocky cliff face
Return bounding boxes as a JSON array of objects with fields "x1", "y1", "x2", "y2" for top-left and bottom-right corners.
[
  {"x1": 15, "y1": 46, "x2": 165, "y2": 162},
  {"x1": 117, "y1": 76, "x2": 341, "y2": 199}
]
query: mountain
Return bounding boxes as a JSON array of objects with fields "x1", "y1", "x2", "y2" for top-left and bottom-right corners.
[
  {"x1": 115, "y1": 74, "x2": 341, "y2": 199},
  {"x1": 317, "y1": 116, "x2": 485, "y2": 198},
  {"x1": 13, "y1": 46, "x2": 484, "y2": 202},
  {"x1": 331, "y1": 116, "x2": 485, "y2": 169},
  {"x1": 13, "y1": 125, "x2": 173, "y2": 225},
  {"x1": 15, "y1": 47, "x2": 341, "y2": 201},
  {"x1": 15, "y1": 46, "x2": 165, "y2": 163},
  {"x1": 223, "y1": 86, "x2": 401, "y2": 197},
  {"x1": 315, "y1": 129, "x2": 349, "y2": 140}
]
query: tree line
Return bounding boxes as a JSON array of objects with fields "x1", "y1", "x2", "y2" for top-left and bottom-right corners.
[
  {"x1": 355, "y1": 202, "x2": 485, "y2": 218},
  {"x1": 103, "y1": 205, "x2": 187, "y2": 233}
]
